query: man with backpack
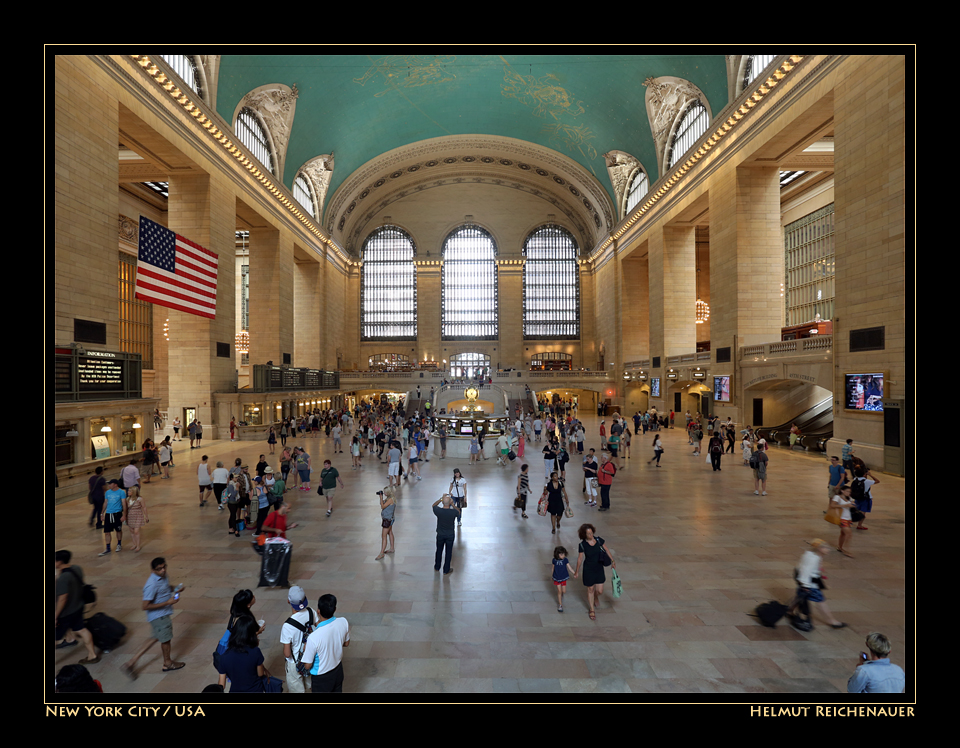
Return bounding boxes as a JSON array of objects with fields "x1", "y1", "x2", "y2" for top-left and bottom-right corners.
[
  {"x1": 54, "y1": 550, "x2": 99, "y2": 664},
  {"x1": 280, "y1": 586, "x2": 317, "y2": 693}
]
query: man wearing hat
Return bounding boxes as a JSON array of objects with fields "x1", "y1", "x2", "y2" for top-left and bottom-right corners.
[
  {"x1": 280, "y1": 586, "x2": 317, "y2": 693},
  {"x1": 265, "y1": 466, "x2": 285, "y2": 511}
]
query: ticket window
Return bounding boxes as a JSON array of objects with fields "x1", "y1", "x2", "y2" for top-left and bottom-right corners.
[{"x1": 243, "y1": 404, "x2": 263, "y2": 426}]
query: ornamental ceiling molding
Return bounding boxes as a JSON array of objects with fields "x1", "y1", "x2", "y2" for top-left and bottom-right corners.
[
  {"x1": 194, "y1": 55, "x2": 220, "y2": 109},
  {"x1": 340, "y1": 170, "x2": 594, "y2": 256},
  {"x1": 328, "y1": 135, "x2": 614, "y2": 244},
  {"x1": 603, "y1": 150, "x2": 641, "y2": 219},
  {"x1": 643, "y1": 76, "x2": 711, "y2": 178},
  {"x1": 233, "y1": 83, "x2": 300, "y2": 181}
]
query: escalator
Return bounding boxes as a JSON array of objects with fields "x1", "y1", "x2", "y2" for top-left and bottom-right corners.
[{"x1": 755, "y1": 398, "x2": 832, "y2": 452}]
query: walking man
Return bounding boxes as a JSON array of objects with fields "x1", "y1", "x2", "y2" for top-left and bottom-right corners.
[
  {"x1": 432, "y1": 494, "x2": 460, "y2": 574},
  {"x1": 54, "y1": 550, "x2": 99, "y2": 664},
  {"x1": 597, "y1": 453, "x2": 617, "y2": 512},
  {"x1": 121, "y1": 557, "x2": 185, "y2": 679}
]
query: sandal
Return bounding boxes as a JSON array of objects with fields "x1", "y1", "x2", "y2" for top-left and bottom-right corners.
[
  {"x1": 376, "y1": 554, "x2": 385, "y2": 560},
  {"x1": 857, "y1": 526, "x2": 869, "y2": 530},
  {"x1": 588, "y1": 610, "x2": 596, "y2": 621}
]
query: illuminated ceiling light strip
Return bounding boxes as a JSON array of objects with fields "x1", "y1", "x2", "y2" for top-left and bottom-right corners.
[
  {"x1": 130, "y1": 55, "x2": 357, "y2": 267},
  {"x1": 595, "y1": 55, "x2": 805, "y2": 260}
]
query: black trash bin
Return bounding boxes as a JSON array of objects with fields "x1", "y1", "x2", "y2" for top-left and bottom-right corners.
[{"x1": 258, "y1": 540, "x2": 292, "y2": 588}]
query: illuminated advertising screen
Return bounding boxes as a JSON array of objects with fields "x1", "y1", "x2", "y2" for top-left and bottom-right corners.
[
  {"x1": 714, "y1": 376, "x2": 731, "y2": 402},
  {"x1": 651, "y1": 378, "x2": 660, "y2": 397},
  {"x1": 844, "y1": 373, "x2": 884, "y2": 412}
]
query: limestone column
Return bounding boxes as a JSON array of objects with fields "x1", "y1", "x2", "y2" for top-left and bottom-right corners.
[
  {"x1": 709, "y1": 166, "x2": 782, "y2": 351},
  {"x1": 248, "y1": 227, "x2": 294, "y2": 368},
  {"x1": 166, "y1": 173, "x2": 236, "y2": 439},
  {"x1": 294, "y1": 256, "x2": 321, "y2": 370},
  {"x1": 498, "y1": 260, "x2": 523, "y2": 369},
  {"x1": 829, "y1": 55, "x2": 905, "y2": 467},
  {"x1": 417, "y1": 261, "x2": 442, "y2": 365},
  {"x1": 620, "y1": 250, "x2": 649, "y2": 361}
]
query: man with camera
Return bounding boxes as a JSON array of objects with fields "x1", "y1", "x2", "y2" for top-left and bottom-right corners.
[{"x1": 847, "y1": 632, "x2": 905, "y2": 693}]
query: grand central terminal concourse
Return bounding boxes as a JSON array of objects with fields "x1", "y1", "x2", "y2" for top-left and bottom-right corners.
[{"x1": 52, "y1": 54, "x2": 908, "y2": 697}]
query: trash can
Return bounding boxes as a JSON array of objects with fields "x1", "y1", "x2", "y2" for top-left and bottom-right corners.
[{"x1": 258, "y1": 538, "x2": 292, "y2": 588}]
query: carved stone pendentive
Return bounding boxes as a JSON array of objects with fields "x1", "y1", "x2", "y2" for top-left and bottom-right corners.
[
  {"x1": 603, "y1": 150, "x2": 641, "y2": 215},
  {"x1": 642, "y1": 76, "x2": 710, "y2": 178},
  {"x1": 119, "y1": 214, "x2": 138, "y2": 247},
  {"x1": 298, "y1": 153, "x2": 335, "y2": 219},
  {"x1": 234, "y1": 83, "x2": 299, "y2": 180},
  {"x1": 194, "y1": 55, "x2": 220, "y2": 109}
]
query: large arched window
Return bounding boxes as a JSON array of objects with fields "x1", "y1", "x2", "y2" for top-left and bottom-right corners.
[
  {"x1": 235, "y1": 107, "x2": 275, "y2": 175},
  {"x1": 442, "y1": 225, "x2": 498, "y2": 340},
  {"x1": 625, "y1": 167, "x2": 649, "y2": 215},
  {"x1": 666, "y1": 100, "x2": 709, "y2": 170},
  {"x1": 523, "y1": 224, "x2": 579, "y2": 339},
  {"x1": 361, "y1": 226, "x2": 417, "y2": 340}
]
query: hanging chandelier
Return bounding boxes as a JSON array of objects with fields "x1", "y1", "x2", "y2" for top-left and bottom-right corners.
[{"x1": 696, "y1": 298, "x2": 710, "y2": 324}]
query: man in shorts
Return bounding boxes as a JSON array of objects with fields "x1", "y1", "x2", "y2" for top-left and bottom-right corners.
[
  {"x1": 387, "y1": 441, "x2": 402, "y2": 487},
  {"x1": 121, "y1": 557, "x2": 185, "y2": 679},
  {"x1": 54, "y1": 550, "x2": 99, "y2": 664},
  {"x1": 99, "y1": 479, "x2": 126, "y2": 556},
  {"x1": 332, "y1": 423, "x2": 343, "y2": 453},
  {"x1": 320, "y1": 460, "x2": 344, "y2": 517}
]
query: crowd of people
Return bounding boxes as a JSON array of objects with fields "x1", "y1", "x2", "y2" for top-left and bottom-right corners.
[{"x1": 57, "y1": 399, "x2": 903, "y2": 694}]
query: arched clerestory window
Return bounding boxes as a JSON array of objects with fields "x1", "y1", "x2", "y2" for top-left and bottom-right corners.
[
  {"x1": 235, "y1": 107, "x2": 275, "y2": 175},
  {"x1": 442, "y1": 225, "x2": 498, "y2": 340},
  {"x1": 361, "y1": 226, "x2": 417, "y2": 340},
  {"x1": 666, "y1": 100, "x2": 709, "y2": 170},
  {"x1": 160, "y1": 55, "x2": 202, "y2": 99},
  {"x1": 293, "y1": 173, "x2": 316, "y2": 219},
  {"x1": 523, "y1": 224, "x2": 579, "y2": 339},
  {"x1": 625, "y1": 167, "x2": 649, "y2": 215},
  {"x1": 741, "y1": 54, "x2": 779, "y2": 94}
]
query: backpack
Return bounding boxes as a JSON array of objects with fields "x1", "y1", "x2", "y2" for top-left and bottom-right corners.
[
  {"x1": 284, "y1": 608, "x2": 317, "y2": 668},
  {"x1": 749, "y1": 452, "x2": 760, "y2": 469},
  {"x1": 65, "y1": 567, "x2": 97, "y2": 606},
  {"x1": 850, "y1": 478, "x2": 867, "y2": 502}
]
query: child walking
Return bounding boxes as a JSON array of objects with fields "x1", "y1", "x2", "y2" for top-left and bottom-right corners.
[{"x1": 552, "y1": 546, "x2": 577, "y2": 612}]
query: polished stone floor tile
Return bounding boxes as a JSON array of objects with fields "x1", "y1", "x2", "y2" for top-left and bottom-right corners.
[{"x1": 52, "y1": 417, "x2": 908, "y2": 696}]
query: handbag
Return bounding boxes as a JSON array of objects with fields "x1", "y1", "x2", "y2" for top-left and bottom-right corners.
[
  {"x1": 564, "y1": 505, "x2": 574, "y2": 519},
  {"x1": 611, "y1": 568, "x2": 622, "y2": 598},
  {"x1": 824, "y1": 505, "x2": 843, "y2": 526},
  {"x1": 597, "y1": 542, "x2": 612, "y2": 567},
  {"x1": 537, "y1": 496, "x2": 547, "y2": 516},
  {"x1": 262, "y1": 675, "x2": 284, "y2": 693},
  {"x1": 381, "y1": 518, "x2": 392, "y2": 528},
  {"x1": 236, "y1": 520, "x2": 245, "y2": 532}
]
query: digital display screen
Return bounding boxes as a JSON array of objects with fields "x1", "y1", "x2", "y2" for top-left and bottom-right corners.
[
  {"x1": 651, "y1": 378, "x2": 660, "y2": 397},
  {"x1": 714, "y1": 376, "x2": 731, "y2": 402},
  {"x1": 844, "y1": 373, "x2": 884, "y2": 411}
]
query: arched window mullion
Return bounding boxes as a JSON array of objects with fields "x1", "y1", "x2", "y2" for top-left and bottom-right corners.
[
  {"x1": 667, "y1": 101, "x2": 709, "y2": 170},
  {"x1": 361, "y1": 226, "x2": 417, "y2": 341},
  {"x1": 236, "y1": 107, "x2": 274, "y2": 175},
  {"x1": 523, "y1": 224, "x2": 580, "y2": 339},
  {"x1": 442, "y1": 225, "x2": 498, "y2": 340}
]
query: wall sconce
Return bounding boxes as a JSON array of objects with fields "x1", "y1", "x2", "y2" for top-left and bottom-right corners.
[{"x1": 100, "y1": 426, "x2": 112, "y2": 433}]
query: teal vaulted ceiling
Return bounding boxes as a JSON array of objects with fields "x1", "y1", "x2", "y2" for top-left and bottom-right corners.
[{"x1": 216, "y1": 54, "x2": 728, "y2": 225}]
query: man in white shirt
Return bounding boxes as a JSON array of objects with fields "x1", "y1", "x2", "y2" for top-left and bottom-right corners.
[
  {"x1": 300, "y1": 593, "x2": 350, "y2": 693},
  {"x1": 280, "y1": 586, "x2": 317, "y2": 694}
]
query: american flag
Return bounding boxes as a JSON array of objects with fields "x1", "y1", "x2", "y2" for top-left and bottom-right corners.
[{"x1": 135, "y1": 216, "x2": 219, "y2": 319}]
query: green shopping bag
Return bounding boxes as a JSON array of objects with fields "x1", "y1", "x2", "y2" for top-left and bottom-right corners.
[{"x1": 611, "y1": 567, "x2": 622, "y2": 598}]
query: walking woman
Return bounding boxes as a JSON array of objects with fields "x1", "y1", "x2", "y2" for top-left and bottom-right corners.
[
  {"x1": 376, "y1": 487, "x2": 396, "y2": 560},
  {"x1": 224, "y1": 474, "x2": 241, "y2": 537},
  {"x1": 449, "y1": 469, "x2": 466, "y2": 527},
  {"x1": 575, "y1": 523, "x2": 616, "y2": 621},
  {"x1": 515, "y1": 463, "x2": 530, "y2": 519},
  {"x1": 125, "y1": 485, "x2": 149, "y2": 552},
  {"x1": 621, "y1": 427, "x2": 631, "y2": 459},
  {"x1": 649, "y1": 434, "x2": 664, "y2": 467},
  {"x1": 267, "y1": 426, "x2": 277, "y2": 455},
  {"x1": 279, "y1": 418, "x2": 289, "y2": 448},
  {"x1": 541, "y1": 471, "x2": 570, "y2": 534}
]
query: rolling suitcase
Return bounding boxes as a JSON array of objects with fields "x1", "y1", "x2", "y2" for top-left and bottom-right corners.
[{"x1": 84, "y1": 612, "x2": 127, "y2": 652}]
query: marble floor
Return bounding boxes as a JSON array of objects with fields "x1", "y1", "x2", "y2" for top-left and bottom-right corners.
[{"x1": 51, "y1": 416, "x2": 909, "y2": 697}]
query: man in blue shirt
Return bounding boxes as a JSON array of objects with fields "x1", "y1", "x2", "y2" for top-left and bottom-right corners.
[
  {"x1": 99, "y1": 479, "x2": 126, "y2": 556},
  {"x1": 847, "y1": 632, "x2": 905, "y2": 693},
  {"x1": 121, "y1": 557, "x2": 185, "y2": 679},
  {"x1": 826, "y1": 456, "x2": 849, "y2": 510}
]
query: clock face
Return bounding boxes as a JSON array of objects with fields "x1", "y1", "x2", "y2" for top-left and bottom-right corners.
[{"x1": 465, "y1": 387, "x2": 479, "y2": 401}]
